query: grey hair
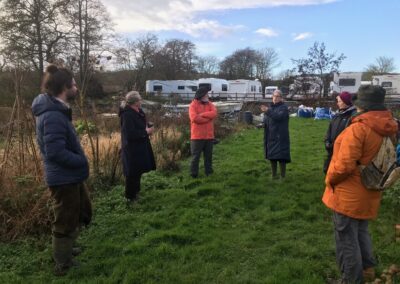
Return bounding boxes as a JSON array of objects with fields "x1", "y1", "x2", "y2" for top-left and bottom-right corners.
[
  {"x1": 125, "y1": 91, "x2": 141, "y2": 105},
  {"x1": 273, "y1": 89, "x2": 282, "y2": 97}
]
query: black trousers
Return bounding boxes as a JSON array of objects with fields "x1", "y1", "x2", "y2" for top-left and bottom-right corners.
[
  {"x1": 125, "y1": 174, "x2": 142, "y2": 200},
  {"x1": 49, "y1": 182, "x2": 92, "y2": 238},
  {"x1": 190, "y1": 139, "x2": 213, "y2": 176}
]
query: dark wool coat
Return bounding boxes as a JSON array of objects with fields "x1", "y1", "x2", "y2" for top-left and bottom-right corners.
[
  {"x1": 263, "y1": 102, "x2": 291, "y2": 162},
  {"x1": 323, "y1": 105, "x2": 356, "y2": 173},
  {"x1": 32, "y1": 94, "x2": 89, "y2": 186},
  {"x1": 119, "y1": 106, "x2": 156, "y2": 177}
]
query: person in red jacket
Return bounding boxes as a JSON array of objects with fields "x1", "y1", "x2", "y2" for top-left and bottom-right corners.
[
  {"x1": 189, "y1": 87, "x2": 218, "y2": 178},
  {"x1": 322, "y1": 85, "x2": 398, "y2": 283}
]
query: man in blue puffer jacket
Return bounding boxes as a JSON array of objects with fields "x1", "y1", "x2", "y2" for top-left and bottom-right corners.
[{"x1": 32, "y1": 65, "x2": 91, "y2": 276}]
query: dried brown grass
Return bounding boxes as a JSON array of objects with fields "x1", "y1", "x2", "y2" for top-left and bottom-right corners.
[{"x1": 0, "y1": 107, "x2": 239, "y2": 240}]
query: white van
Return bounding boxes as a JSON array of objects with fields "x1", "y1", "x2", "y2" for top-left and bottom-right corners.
[{"x1": 264, "y1": 86, "x2": 278, "y2": 99}]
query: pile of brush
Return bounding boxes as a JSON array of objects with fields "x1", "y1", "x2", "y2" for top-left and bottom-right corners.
[{"x1": 366, "y1": 264, "x2": 400, "y2": 284}]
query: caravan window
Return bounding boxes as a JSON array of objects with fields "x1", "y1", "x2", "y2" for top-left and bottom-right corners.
[
  {"x1": 199, "y1": 83, "x2": 211, "y2": 91},
  {"x1": 339, "y1": 78, "x2": 356, "y2": 86},
  {"x1": 259, "y1": 86, "x2": 262, "y2": 92},
  {"x1": 251, "y1": 86, "x2": 255, "y2": 92},
  {"x1": 178, "y1": 86, "x2": 185, "y2": 90},
  {"x1": 153, "y1": 85, "x2": 162, "y2": 91},
  {"x1": 382, "y1": 81, "x2": 392, "y2": 88},
  {"x1": 222, "y1": 84, "x2": 228, "y2": 91},
  {"x1": 189, "y1": 86, "x2": 198, "y2": 91}
]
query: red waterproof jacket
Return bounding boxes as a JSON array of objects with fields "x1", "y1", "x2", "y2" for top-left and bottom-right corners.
[{"x1": 189, "y1": 99, "x2": 217, "y2": 140}]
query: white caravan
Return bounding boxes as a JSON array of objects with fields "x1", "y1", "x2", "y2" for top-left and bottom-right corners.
[
  {"x1": 329, "y1": 72, "x2": 363, "y2": 96},
  {"x1": 265, "y1": 86, "x2": 279, "y2": 99},
  {"x1": 198, "y1": 78, "x2": 229, "y2": 99},
  {"x1": 372, "y1": 74, "x2": 400, "y2": 99},
  {"x1": 146, "y1": 80, "x2": 198, "y2": 100},
  {"x1": 228, "y1": 79, "x2": 263, "y2": 101}
]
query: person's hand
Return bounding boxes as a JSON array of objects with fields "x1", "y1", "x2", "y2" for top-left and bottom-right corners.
[
  {"x1": 260, "y1": 105, "x2": 268, "y2": 112},
  {"x1": 146, "y1": 126, "x2": 154, "y2": 135}
]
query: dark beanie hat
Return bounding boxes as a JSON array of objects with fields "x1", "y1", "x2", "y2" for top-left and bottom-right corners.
[
  {"x1": 354, "y1": 85, "x2": 386, "y2": 111},
  {"x1": 195, "y1": 87, "x2": 209, "y2": 100},
  {"x1": 339, "y1": 91, "x2": 352, "y2": 106}
]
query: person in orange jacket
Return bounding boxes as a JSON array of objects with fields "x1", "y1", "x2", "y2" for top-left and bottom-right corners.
[
  {"x1": 322, "y1": 85, "x2": 398, "y2": 283},
  {"x1": 189, "y1": 87, "x2": 218, "y2": 178}
]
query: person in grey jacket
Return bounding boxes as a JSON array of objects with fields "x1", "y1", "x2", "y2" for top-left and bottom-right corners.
[{"x1": 32, "y1": 65, "x2": 91, "y2": 276}]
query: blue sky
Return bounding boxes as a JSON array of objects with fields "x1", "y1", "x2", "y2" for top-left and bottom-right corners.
[{"x1": 103, "y1": 0, "x2": 400, "y2": 75}]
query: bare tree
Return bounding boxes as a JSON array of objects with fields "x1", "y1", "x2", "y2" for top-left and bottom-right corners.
[
  {"x1": 219, "y1": 47, "x2": 279, "y2": 80},
  {"x1": 153, "y1": 39, "x2": 197, "y2": 80},
  {"x1": 0, "y1": 0, "x2": 69, "y2": 86},
  {"x1": 196, "y1": 55, "x2": 220, "y2": 76},
  {"x1": 292, "y1": 42, "x2": 345, "y2": 97},
  {"x1": 255, "y1": 48, "x2": 280, "y2": 80},
  {"x1": 365, "y1": 56, "x2": 396, "y2": 74},
  {"x1": 220, "y1": 48, "x2": 259, "y2": 79},
  {"x1": 64, "y1": 0, "x2": 113, "y2": 84}
]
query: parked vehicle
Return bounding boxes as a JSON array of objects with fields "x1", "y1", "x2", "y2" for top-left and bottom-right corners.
[
  {"x1": 265, "y1": 86, "x2": 279, "y2": 99},
  {"x1": 329, "y1": 72, "x2": 363, "y2": 96},
  {"x1": 288, "y1": 76, "x2": 323, "y2": 100},
  {"x1": 146, "y1": 80, "x2": 198, "y2": 100},
  {"x1": 372, "y1": 74, "x2": 400, "y2": 99},
  {"x1": 228, "y1": 79, "x2": 262, "y2": 101},
  {"x1": 198, "y1": 78, "x2": 229, "y2": 100}
]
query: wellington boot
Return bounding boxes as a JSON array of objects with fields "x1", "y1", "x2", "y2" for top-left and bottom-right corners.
[
  {"x1": 70, "y1": 229, "x2": 82, "y2": 256},
  {"x1": 363, "y1": 267, "x2": 375, "y2": 282},
  {"x1": 52, "y1": 236, "x2": 73, "y2": 276}
]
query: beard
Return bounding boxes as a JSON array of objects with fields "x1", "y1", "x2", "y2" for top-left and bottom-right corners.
[{"x1": 66, "y1": 88, "x2": 78, "y2": 101}]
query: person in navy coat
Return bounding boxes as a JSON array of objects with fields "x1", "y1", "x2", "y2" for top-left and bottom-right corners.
[{"x1": 261, "y1": 90, "x2": 291, "y2": 179}]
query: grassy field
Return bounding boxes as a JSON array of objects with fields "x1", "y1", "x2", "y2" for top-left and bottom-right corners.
[{"x1": 1, "y1": 118, "x2": 399, "y2": 283}]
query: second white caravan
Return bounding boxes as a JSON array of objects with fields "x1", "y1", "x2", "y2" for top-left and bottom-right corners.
[
  {"x1": 146, "y1": 80, "x2": 198, "y2": 100},
  {"x1": 198, "y1": 78, "x2": 229, "y2": 99},
  {"x1": 372, "y1": 74, "x2": 400, "y2": 99},
  {"x1": 228, "y1": 79, "x2": 262, "y2": 101},
  {"x1": 329, "y1": 72, "x2": 363, "y2": 95}
]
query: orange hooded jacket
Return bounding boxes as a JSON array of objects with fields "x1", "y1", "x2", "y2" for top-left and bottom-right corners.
[
  {"x1": 322, "y1": 110, "x2": 398, "y2": 219},
  {"x1": 189, "y1": 99, "x2": 217, "y2": 140}
]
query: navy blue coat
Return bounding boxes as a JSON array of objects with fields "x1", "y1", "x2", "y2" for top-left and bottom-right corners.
[
  {"x1": 119, "y1": 106, "x2": 156, "y2": 177},
  {"x1": 32, "y1": 94, "x2": 89, "y2": 186},
  {"x1": 263, "y1": 102, "x2": 291, "y2": 162}
]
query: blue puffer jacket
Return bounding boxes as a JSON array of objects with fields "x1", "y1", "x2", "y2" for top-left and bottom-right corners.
[{"x1": 32, "y1": 94, "x2": 89, "y2": 186}]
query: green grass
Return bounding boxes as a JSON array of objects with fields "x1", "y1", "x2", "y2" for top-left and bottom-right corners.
[{"x1": 1, "y1": 118, "x2": 399, "y2": 283}]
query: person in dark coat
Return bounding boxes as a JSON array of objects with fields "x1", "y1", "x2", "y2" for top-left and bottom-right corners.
[
  {"x1": 32, "y1": 65, "x2": 91, "y2": 276},
  {"x1": 119, "y1": 91, "x2": 156, "y2": 203},
  {"x1": 261, "y1": 90, "x2": 291, "y2": 179},
  {"x1": 323, "y1": 91, "x2": 356, "y2": 173}
]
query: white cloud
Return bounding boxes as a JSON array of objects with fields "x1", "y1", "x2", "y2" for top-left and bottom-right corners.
[
  {"x1": 102, "y1": 0, "x2": 338, "y2": 37},
  {"x1": 255, "y1": 28, "x2": 278, "y2": 37},
  {"x1": 293, "y1": 32, "x2": 313, "y2": 41}
]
